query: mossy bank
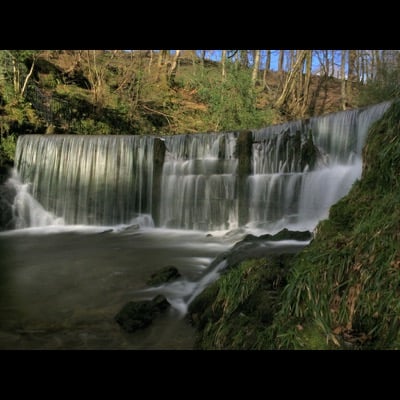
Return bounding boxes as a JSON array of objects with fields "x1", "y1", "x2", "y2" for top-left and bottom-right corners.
[{"x1": 189, "y1": 99, "x2": 400, "y2": 350}]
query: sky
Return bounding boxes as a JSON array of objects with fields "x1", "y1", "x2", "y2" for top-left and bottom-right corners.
[{"x1": 202, "y1": 50, "x2": 345, "y2": 77}]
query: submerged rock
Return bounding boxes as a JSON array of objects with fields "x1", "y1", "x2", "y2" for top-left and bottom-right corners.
[
  {"x1": 146, "y1": 266, "x2": 181, "y2": 286},
  {"x1": 114, "y1": 295, "x2": 170, "y2": 333}
]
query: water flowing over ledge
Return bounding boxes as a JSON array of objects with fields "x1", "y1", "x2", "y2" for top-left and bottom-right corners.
[
  {"x1": 0, "y1": 101, "x2": 392, "y2": 349},
  {"x1": 9, "y1": 101, "x2": 390, "y2": 234}
]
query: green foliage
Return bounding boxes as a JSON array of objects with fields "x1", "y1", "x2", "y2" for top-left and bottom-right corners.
[
  {"x1": 0, "y1": 133, "x2": 16, "y2": 164},
  {"x1": 0, "y1": 50, "x2": 37, "y2": 101},
  {"x1": 268, "y1": 100, "x2": 400, "y2": 349},
  {"x1": 358, "y1": 68, "x2": 400, "y2": 106},
  {"x1": 194, "y1": 63, "x2": 275, "y2": 131},
  {"x1": 0, "y1": 99, "x2": 42, "y2": 140},
  {"x1": 70, "y1": 118, "x2": 112, "y2": 135}
]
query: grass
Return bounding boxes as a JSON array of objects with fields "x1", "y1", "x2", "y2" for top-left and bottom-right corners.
[
  {"x1": 189, "y1": 100, "x2": 400, "y2": 350},
  {"x1": 188, "y1": 256, "x2": 294, "y2": 350},
  {"x1": 268, "y1": 100, "x2": 400, "y2": 349}
]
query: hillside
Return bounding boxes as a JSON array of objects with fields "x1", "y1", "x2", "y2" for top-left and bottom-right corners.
[{"x1": 1, "y1": 51, "x2": 357, "y2": 138}]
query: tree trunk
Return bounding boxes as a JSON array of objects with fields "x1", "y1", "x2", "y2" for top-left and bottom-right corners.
[
  {"x1": 301, "y1": 50, "x2": 312, "y2": 116},
  {"x1": 167, "y1": 50, "x2": 181, "y2": 86},
  {"x1": 251, "y1": 50, "x2": 260, "y2": 86},
  {"x1": 148, "y1": 50, "x2": 153, "y2": 74},
  {"x1": 347, "y1": 50, "x2": 357, "y2": 104},
  {"x1": 240, "y1": 50, "x2": 249, "y2": 68},
  {"x1": 221, "y1": 50, "x2": 227, "y2": 80},
  {"x1": 21, "y1": 57, "x2": 36, "y2": 98},
  {"x1": 278, "y1": 50, "x2": 284, "y2": 73},
  {"x1": 262, "y1": 50, "x2": 271, "y2": 89},
  {"x1": 341, "y1": 50, "x2": 347, "y2": 110},
  {"x1": 11, "y1": 57, "x2": 20, "y2": 96},
  {"x1": 275, "y1": 50, "x2": 307, "y2": 110}
]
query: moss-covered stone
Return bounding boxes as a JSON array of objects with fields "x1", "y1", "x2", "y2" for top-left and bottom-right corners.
[
  {"x1": 151, "y1": 138, "x2": 166, "y2": 226},
  {"x1": 114, "y1": 294, "x2": 170, "y2": 333},
  {"x1": 235, "y1": 130, "x2": 252, "y2": 226},
  {"x1": 146, "y1": 266, "x2": 181, "y2": 286},
  {"x1": 300, "y1": 129, "x2": 318, "y2": 170}
]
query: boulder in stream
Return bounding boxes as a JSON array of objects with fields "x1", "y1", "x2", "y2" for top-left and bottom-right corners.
[{"x1": 114, "y1": 295, "x2": 170, "y2": 333}]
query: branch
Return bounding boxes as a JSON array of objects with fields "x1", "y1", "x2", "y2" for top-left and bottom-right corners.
[
  {"x1": 21, "y1": 56, "x2": 36, "y2": 98},
  {"x1": 141, "y1": 104, "x2": 173, "y2": 126}
]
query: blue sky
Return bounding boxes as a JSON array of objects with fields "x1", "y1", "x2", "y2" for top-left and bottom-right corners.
[{"x1": 200, "y1": 50, "x2": 344, "y2": 77}]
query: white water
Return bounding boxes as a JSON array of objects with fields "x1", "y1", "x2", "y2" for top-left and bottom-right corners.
[
  {"x1": 14, "y1": 135, "x2": 155, "y2": 225},
  {"x1": 0, "y1": 102, "x2": 392, "y2": 342},
  {"x1": 160, "y1": 133, "x2": 238, "y2": 230},
  {"x1": 11, "y1": 102, "x2": 390, "y2": 233},
  {"x1": 248, "y1": 101, "x2": 391, "y2": 231}
]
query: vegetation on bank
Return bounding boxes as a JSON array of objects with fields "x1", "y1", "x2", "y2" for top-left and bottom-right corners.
[
  {"x1": 271, "y1": 99, "x2": 400, "y2": 350},
  {"x1": 2, "y1": 49, "x2": 399, "y2": 168},
  {"x1": 190, "y1": 100, "x2": 400, "y2": 350},
  {"x1": 188, "y1": 256, "x2": 295, "y2": 349}
]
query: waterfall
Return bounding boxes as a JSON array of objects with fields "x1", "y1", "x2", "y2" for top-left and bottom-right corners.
[
  {"x1": 159, "y1": 133, "x2": 238, "y2": 231},
  {"x1": 14, "y1": 135, "x2": 155, "y2": 226},
  {"x1": 10, "y1": 101, "x2": 391, "y2": 232},
  {"x1": 248, "y1": 101, "x2": 391, "y2": 231}
]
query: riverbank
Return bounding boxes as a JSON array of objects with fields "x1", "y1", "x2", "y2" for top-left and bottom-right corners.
[{"x1": 188, "y1": 99, "x2": 400, "y2": 350}]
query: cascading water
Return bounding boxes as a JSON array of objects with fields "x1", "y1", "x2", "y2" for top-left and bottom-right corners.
[
  {"x1": 0, "y1": 101, "x2": 392, "y2": 349},
  {"x1": 14, "y1": 134, "x2": 155, "y2": 226},
  {"x1": 247, "y1": 101, "x2": 391, "y2": 232},
  {"x1": 159, "y1": 133, "x2": 238, "y2": 231},
  {"x1": 9, "y1": 101, "x2": 391, "y2": 233}
]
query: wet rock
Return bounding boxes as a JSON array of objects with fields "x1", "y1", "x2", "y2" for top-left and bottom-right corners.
[
  {"x1": 203, "y1": 228, "x2": 312, "y2": 276},
  {"x1": 114, "y1": 295, "x2": 170, "y2": 333},
  {"x1": 146, "y1": 266, "x2": 181, "y2": 286},
  {"x1": 241, "y1": 228, "x2": 312, "y2": 244},
  {"x1": 0, "y1": 179, "x2": 16, "y2": 231}
]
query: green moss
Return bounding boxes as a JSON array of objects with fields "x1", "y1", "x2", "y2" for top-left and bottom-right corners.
[
  {"x1": 188, "y1": 256, "x2": 294, "y2": 350},
  {"x1": 267, "y1": 100, "x2": 400, "y2": 350}
]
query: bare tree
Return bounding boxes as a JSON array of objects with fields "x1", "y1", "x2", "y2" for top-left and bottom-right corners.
[
  {"x1": 262, "y1": 50, "x2": 271, "y2": 89},
  {"x1": 300, "y1": 50, "x2": 313, "y2": 116},
  {"x1": 340, "y1": 50, "x2": 347, "y2": 110},
  {"x1": 278, "y1": 50, "x2": 284, "y2": 73},
  {"x1": 221, "y1": 50, "x2": 227, "y2": 80},
  {"x1": 275, "y1": 50, "x2": 308, "y2": 110},
  {"x1": 251, "y1": 50, "x2": 261, "y2": 86},
  {"x1": 167, "y1": 50, "x2": 181, "y2": 86}
]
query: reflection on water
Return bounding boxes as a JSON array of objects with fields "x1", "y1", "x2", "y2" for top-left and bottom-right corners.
[{"x1": 0, "y1": 226, "x2": 234, "y2": 350}]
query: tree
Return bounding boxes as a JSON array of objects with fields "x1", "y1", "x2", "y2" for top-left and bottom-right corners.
[
  {"x1": 221, "y1": 50, "x2": 227, "y2": 80},
  {"x1": 167, "y1": 50, "x2": 181, "y2": 86},
  {"x1": 275, "y1": 50, "x2": 308, "y2": 112},
  {"x1": 251, "y1": 50, "x2": 260, "y2": 86},
  {"x1": 0, "y1": 50, "x2": 38, "y2": 101},
  {"x1": 340, "y1": 50, "x2": 347, "y2": 110},
  {"x1": 262, "y1": 50, "x2": 271, "y2": 89},
  {"x1": 278, "y1": 50, "x2": 284, "y2": 73}
]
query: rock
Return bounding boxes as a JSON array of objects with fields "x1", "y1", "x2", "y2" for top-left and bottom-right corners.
[
  {"x1": 146, "y1": 266, "x2": 181, "y2": 286},
  {"x1": 259, "y1": 228, "x2": 312, "y2": 242},
  {"x1": 114, "y1": 295, "x2": 170, "y2": 333},
  {"x1": 0, "y1": 178, "x2": 17, "y2": 231},
  {"x1": 202, "y1": 228, "x2": 312, "y2": 277}
]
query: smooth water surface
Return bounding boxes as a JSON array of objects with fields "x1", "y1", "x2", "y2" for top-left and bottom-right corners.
[{"x1": 0, "y1": 226, "x2": 235, "y2": 349}]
